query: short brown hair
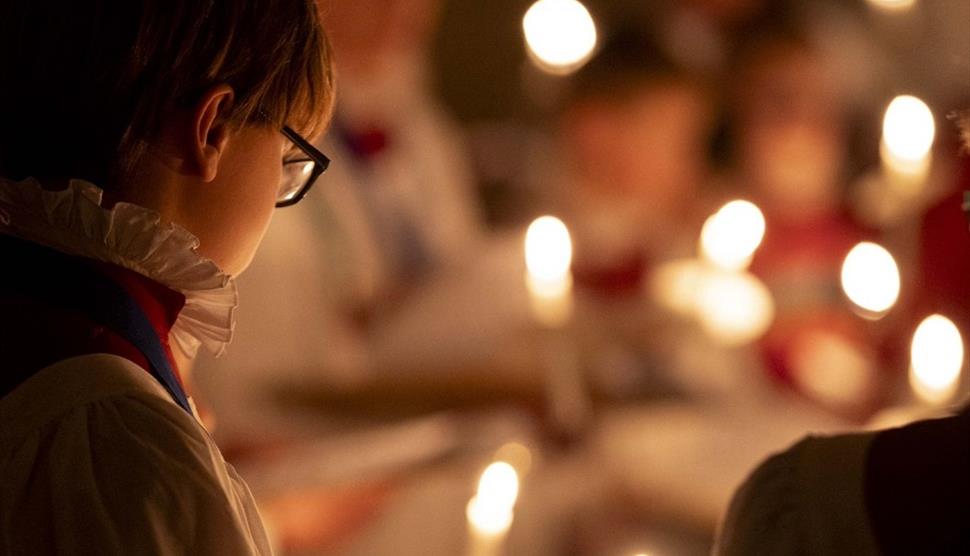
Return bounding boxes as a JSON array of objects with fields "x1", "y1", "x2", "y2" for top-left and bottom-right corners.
[
  {"x1": 0, "y1": 0, "x2": 335, "y2": 189},
  {"x1": 564, "y1": 27, "x2": 699, "y2": 109}
]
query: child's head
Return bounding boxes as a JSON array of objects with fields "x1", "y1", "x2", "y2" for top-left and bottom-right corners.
[
  {"x1": 561, "y1": 29, "x2": 712, "y2": 219},
  {"x1": 0, "y1": 0, "x2": 335, "y2": 274},
  {"x1": 729, "y1": 28, "x2": 844, "y2": 218}
]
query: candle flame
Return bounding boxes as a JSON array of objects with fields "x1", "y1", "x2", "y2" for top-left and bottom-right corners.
[
  {"x1": 840, "y1": 242, "x2": 900, "y2": 316},
  {"x1": 696, "y1": 270, "x2": 775, "y2": 346},
  {"x1": 523, "y1": 0, "x2": 597, "y2": 75},
  {"x1": 525, "y1": 216, "x2": 572, "y2": 282},
  {"x1": 910, "y1": 314, "x2": 964, "y2": 405},
  {"x1": 866, "y1": 0, "x2": 917, "y2": 12},
  {"x1": 699, "y1": 200, "x2": 766, "y2": 271},
  {"x1": 467, "y1": 462, "x2": 520, "y2": 536},
  {"x1": 882, "y1": 95, "x2": 935, "y2": 166}
]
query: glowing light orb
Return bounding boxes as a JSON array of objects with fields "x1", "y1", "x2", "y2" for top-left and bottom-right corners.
[
  {"x1": 910, "y1": 314, "x2": 964, "y2": 405},
  {"x1": 467, "y1": 462, "x2": 520, "y2": 536},
  {"x1": 866, "y1": 0, "x2": 917, "y2": 12},
  {"x1": 697, "y1": 271, "x2": 774, "y2": 346},
  {"x1": 525, "y1": 216, "x2": 572, "y2": 282},
  {"x1": 523, "y1": 0, "x2": 598, "y2": 75},
  {"x1": 883, "y1": 95, "x2": 935, "y2": 164},
  {"x1": 650, "y1": 258, "x2": 706, "y2": 316},
  {"x1": 699, "y1": 200, "x2": 766, "y2": 271},
  {"x1": 476, "y1": 462, "x2": 520, "y2": 509},
  {"x1": 840, "y1": 242, "x2": 900, "y2": 316}
]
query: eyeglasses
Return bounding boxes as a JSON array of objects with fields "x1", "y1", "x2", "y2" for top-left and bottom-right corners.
[{"x1": 277, "y1": 125, "x2": 330, "y2": 208}]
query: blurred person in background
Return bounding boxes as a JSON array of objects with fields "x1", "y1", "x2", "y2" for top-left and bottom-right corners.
[
  {"x1": 722, "y1": 26, "x2": 885, "y2": 419},
  {"x1": 548, "y1": 28, "x2": 717, "y2": 393},
  {"x1": 715, "y1": 111, "x2": 970, "y2": 556},
  {"x1": 0, "y1": 0, "x2": 333, "y2": 553},
  {"x1": 559, "y1": 28, "x2": 714, "y2": 288}
]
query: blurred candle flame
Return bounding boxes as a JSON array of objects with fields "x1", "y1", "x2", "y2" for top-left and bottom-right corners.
[
  {"x1": 696, "y1": 270, "x2": 775, "y2": 346},
  {"x1": 840, "y1": 242, "x2": 900, "y2": 316},
  {"x1": 699, "y1": 200, "x2": 766, "y2": 271},
  {"x1": 467, "y1": 462, "x2": 520, "y2": 537},
  {"x1": 525, "y1": 216, "x2": 574, "y2": 327},
  {"x1": 651, "y1": 258, "x2": 707, "y2": 316},
  {"x1": 881, "y1": 95, "x2": 935, "y2": 187},
  {"x1": 523, "y1": 0, "x2": 597, "y2": 75},
  {"x1": 526, "y1": 216, "x2": 572, "y2": 281},
  {"x1": 910, "y1": 314, "x2": 964, "y2": 405},
  {"x1": 866, "y1": 0, "x2": 917, "y2": 12}
]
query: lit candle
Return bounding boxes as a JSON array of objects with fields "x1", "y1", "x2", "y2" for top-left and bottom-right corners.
[
  {"x1": 466, "y1": 462, "x2": 520, "y2": 556},
  {"x1": 880, "y1": 95, "x2": 935, "y2": 194},
  {"x1": 652, "y1": 200, "x2": 773, "y2": 346},
  {"x1": 869, "y1": 313, "x2": 965, "y2": 428},
  {"x1": 524, "y1": 216, "x2": 590, "y2": 437},
  {"x1": 910, "y1": 314, "x2": 965, "y2": 405},
  {"x1": 524, "y1": 216, "x2": 574, "y2": 328}
]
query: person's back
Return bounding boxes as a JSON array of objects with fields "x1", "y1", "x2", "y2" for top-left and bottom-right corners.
[{"x1": 716, "y1": 407, "x2": 970, "y2": 555}]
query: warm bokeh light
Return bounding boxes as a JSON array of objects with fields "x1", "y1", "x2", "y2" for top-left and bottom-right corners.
[
  {"x1": 525, "y1": 216, "x2": 574, "y2": 327},
  {"x1": 522, "y1": 0, "x2": 598, "y2": 75},
  {"x1": 467, "y1": 496, "x2": 514, "y2": 537},
  {"x1": 467, "y1": 462, "x2": 520, "y2": 536},
  {"x1": 882, "y1": 95, "x2": 935, "y2": 165},
  {"x1": 910, "y1": 314, "x2": 964, "y2": 405},
  {"x1": 699, "y1": 200, "x2": 766, "y2": 271},
  {"x1": 650, "y1": 258, "x2": 706, "y2": 316},
  {"x1": 525, "y1": 216, "x2": 572, "y2": 282},
  {"x1": 866, "y1": 0, "x2": 917, "y2": 12},
  {"x1": 840, "y1": 242, "x2": 901, "y2": 316},
  {"x1": 696, "y1": 271, "x2": 775, "y2": 346},
  {"x1": 477, "y1": 462, "x2": 520, "y2": 509}
]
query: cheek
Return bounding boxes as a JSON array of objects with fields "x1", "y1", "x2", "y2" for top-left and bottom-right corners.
[
  {"x1": 218, "y1": 134, "x2": 283, "y2": 274},
  {"x1": 245, "y1": 140, "x2": 284, "y2": 235}
]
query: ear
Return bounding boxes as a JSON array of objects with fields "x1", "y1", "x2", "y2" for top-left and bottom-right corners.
[{"x1": 190, "y1": 84, "x2": 235, "y2": 183}]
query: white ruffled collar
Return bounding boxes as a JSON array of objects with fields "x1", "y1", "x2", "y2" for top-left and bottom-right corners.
[{"x1": 0, "y1": 177, "x2": 237, "y2": 358}]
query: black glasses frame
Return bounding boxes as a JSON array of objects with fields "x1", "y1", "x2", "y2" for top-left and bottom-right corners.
[{"x1": 278, "y1": 125, "x2": 331, "y2": 208}]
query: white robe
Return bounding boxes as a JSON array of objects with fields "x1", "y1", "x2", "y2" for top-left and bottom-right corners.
[{"x1": 0, "y1": 354, "x2": 273, "y2": 555}]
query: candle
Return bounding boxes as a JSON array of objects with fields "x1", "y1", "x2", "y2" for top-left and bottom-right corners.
[
  {"x1": 466, "y1": 462, "x2": 520, "y2": 556},
  {"x1": 524, "y1": 216, "x2": 574, "y2": 328},
  {"x1": 524, "y1": 216, "x2": 590, "y2": 437},
  {"x1": 650, "y1": 201, "x2": 773, "y2": 346},
  {"x1": 867, "y1": 313, "x2": 964, "y2": 429}
]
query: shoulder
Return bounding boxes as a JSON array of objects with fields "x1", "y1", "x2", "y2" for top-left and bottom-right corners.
[
  {"x1": 0, "y1": 354, "x2": 273, "y2": 555},
  {"x1": 714, "y1": 438, "x2": 806, "y2": 556},
  {"x1": 715, "y1": 432, "x2": 879, "y2": 556}
]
